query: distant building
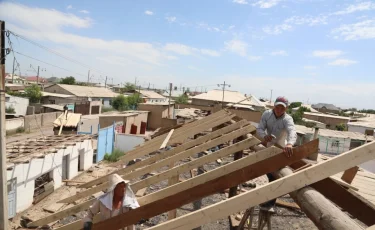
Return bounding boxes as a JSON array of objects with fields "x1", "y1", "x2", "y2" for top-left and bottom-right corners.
[
  {"x1": 5, "y1": 94, "x2": 29, "y2": 116},
  {"x1": 162, "y1": 90, "x2": 189, "y2": 100},
  {"x1": 303, "y1": 112, "x2": 350, "y2": 129},
  {"x1": 25, "y1": 76, "x2": 48, "y2": 84},
  {"x1": 5, "y1": 74, "x2": 27, "y2": 85},
  {"x1": 312, "y1": 103, "x2": 340, "y2": 114},
  {"x1": 292, "y1": 104, "x2": 319, "y2": 113},
  {"x1": 137, "y1": 89, "x2": 167, "y2": 103},
  {"x1": 44, "y1": 84, "x2": 118, "y2": 108},
  {"x1": 347, "y1": 121, "x2": 375, "y2": 137},
  {"x1": 138, "y1": 102, "x2": 175, "y2": 130},
  {"x1": 192, "y1": 89, "x2": 265, "y2": 111}
]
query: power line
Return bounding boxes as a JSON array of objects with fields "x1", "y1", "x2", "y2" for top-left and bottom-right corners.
[
  {"x1": 15, "y1": 51, "x2": 87, "y2": 77},
  {"x1": 8, "y1": 30, "x2": 110, "y2": 76}
]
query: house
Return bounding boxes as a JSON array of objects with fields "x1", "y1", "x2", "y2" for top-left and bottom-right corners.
[
  {"x1": 138, "y1": 102, "x2": 175, "y2": 130},
  {"x1": 138, "y1": 89, "x2": 167, "y2": 103},
  {"x1": 296, "y1": 125, "x2": 373, "y2": 155},
  {"x1": 312, "y1": 103, "x2": 340, "y2": 114},
  {"x1": 303, "y1": 112, "x2": 351, "y2": 129},
  {"x1": 5, "y1": 94, "x2": 29, "y2": 116},
  {"x1": 6, "y1": 135, "x2": 95, "y2": 217},
  {"x1": 5, "y1": 74, "x2": 27, "y2": 85},
  {"x1": 192, "y1": 89, "x2": 265, "y2": 111},
  {"x1": 25, "y1": 76, "x2": 48, "y2": 84},
  {"x1": 44, "y1": 84, "x2": 118, "y2": 108},
  {"x1": 292, "y1": 104, "x2": 319, "y2": 113},
  {"x1": 99, "y1": 111, "x2": 149, "y2": 135},
  {"x1": 41, "y1": 91, "x2": 80, "y2": 105},
  {"x1": 5, "y1": 83, "x2": 26, "y2": 92},
  {"x1": 347, "y1": 121, "x2": 375, "y2": 136}
]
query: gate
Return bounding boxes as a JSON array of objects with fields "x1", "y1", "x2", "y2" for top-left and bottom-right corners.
[
  {"x1": 7, "y1": 178, "x2": 17, "y2": 219},
  {"x1": 140, "y1": 122, "x2": 147, "y2": 134},
  {"x1": 97, "y1": 123, "x2": 115, "y2": 162}
]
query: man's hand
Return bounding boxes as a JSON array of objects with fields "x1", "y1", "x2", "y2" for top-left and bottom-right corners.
[
  {"x1": 284, "y1": 144, "x2": 293, "y2": 158},
  {"x1": 264, "y1": 135, "x2": 273, "y2": 143}
]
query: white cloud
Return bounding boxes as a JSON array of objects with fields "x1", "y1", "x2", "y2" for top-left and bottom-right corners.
[
  {"x1": 312, "y1": 50, "x2": 343, "y2": 59},
  {"x1": 66, "y1": 5, "x2": 73, "y2": 10},
  {"x1": 304, "y1": 65, "x2": 317, "y2": 70},
  {"x1": 328, "y1": 59, "x2": 357, "y2": 66},
  {"x1": 166, "y1": 16, "x2": 176, "y2": 23},
  {"x1": 144, "y1": 10, "x2": 154, "y2": 16},
  {"x1": 79, "y1": 10, "x2": 90, "y2": 14},
  {"x1": 164, "y1": 43, "x2": 220, "y2": 57},
  {"x1": 233, "y1": 0, "x2": 248, "y2": 5},
  {"x1": 248, "y1": 56, "x2": 262, "y2": 61},
  {"x1": 263, "y1": 15, "x2": 327, "y2": 35},
  {"x1": 253, "y1": 0, "x2": 282, "y2": 9},
  {"x1": 332, "y1": 20, "x2": 375, "y2": 40},
  {"x1": 228, "y1": 25, "x2": 235, "y2": 30},
  {"x1": 225, "y1": 39, "x2": 248, "y2": 56},
  {"x1": 270, "y1": 50, "x2": 288, "y2": 56},
  {"x1": 333, "y1": 2, "x2": 375, "y2": 15},
  {"x1": 200, "y1": 49, "x2": 221, "y2": 57}
]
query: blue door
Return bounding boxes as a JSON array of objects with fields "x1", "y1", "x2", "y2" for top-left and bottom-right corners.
[{"x1": 97, "y1": 124, "x2": 115, "y2": 162}]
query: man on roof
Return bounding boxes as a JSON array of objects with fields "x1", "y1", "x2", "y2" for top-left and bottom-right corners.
[{"x1": 256, "y1": 96, "x2": 297, "y2": 209}]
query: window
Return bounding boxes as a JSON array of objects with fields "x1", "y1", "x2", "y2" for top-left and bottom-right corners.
[{"x1": 331, "y1": 140, "x2": 340, "y2": 148}]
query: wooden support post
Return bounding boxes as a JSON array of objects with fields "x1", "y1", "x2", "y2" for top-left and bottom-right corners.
[
  {"x1": 228, "y1": 136, "x2": 245, "y2": 198},
  {"x1": 274, "y1": 167, "x2": 361, "y2": 230},
  {"x1": 341, "y1": 166, "x2": 359, "y2": 184},
  {"x1": 307, "y1": 127, "x2": 319, "y2": 160},
  {"x1": 90, "y1": 140, "x2": 319, "y2": 230},
  {"x1": 145, "y1": 140, "x2": 375, "y2": 230}
]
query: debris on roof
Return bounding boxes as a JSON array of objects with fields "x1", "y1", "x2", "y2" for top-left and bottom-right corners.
[{"x1": 53, "y1": 112, "x2": 82, "y2": 128}]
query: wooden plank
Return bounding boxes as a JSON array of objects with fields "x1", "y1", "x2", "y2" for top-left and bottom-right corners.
[
  {"x1": 160, "y1": 129, "x2": 174, "y2": 149},
  {"x1": 292, "y1": 163, "x2": 312, "y2": 173},
  {"x1": 145, "y1": 141, "x2": 375, "y2": 230},
  {"x1": 341, "y1": 166, "x2": 359, "y2": 184},
  {"x1": 28, "y1": 199, "x2": 94, "y2": 227},
  {"x1": 276, "y1": 199, "x2": 300, "y2": 209},
  {"x1": 367, "y1": 225, "x2": 375, "y2": 230},
  {"x1": 330, "y1": 177, "x2": 359, "y2": 191},
  {"x1": 79, "y1": 119, "x2": 249, "y2": 189},
  {"x1": 290, "y1": 161, "x2": 375, "y2": 227},
  {"x1": 91, "y1": 140, "x2": 319, "y2": 229},
  {"x1": 135, "y1": 187, "x2": 147, "y2": 197},
  {"x1": 112, "y1": 110, "x2": 232, "y2": 165},
  {"x1": 131, "y1": 137, "x2": 260, "y2": 192},
  {"x1": 59, "y1": 125, "x2": 254, "y2": 204},
  {"x1": 167, "y1": 170, "x2": 179, "y2": 220}
]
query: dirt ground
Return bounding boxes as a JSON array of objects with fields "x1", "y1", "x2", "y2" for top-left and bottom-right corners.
[{"x1": 9, "y1": 152, "x2": 318, "y2": 230}]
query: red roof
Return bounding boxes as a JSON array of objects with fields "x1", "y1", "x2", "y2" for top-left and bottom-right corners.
[{"x1": 26, "y1": 76, "x2": 47, "y2": 83}]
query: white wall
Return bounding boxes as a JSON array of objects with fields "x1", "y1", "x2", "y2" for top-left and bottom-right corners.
[
  {"x1": 5, "y1": 94, "x2": 29, "y2": 116},
  {"x1": 317, "y1": 136, "x2": 351, "y2": 155},
  {"x1": 348, "y1": 125, "x2": 375, "y2": 136},
  {"x1": 6, "y1": 139, "x2": 94, "y2": 213},
  {"x1": 361, "y1": 159, "x2": 375, "y2": 173},
  {"x1": 115, "y1": 134, "x2": 145, "y2": 153},
  {"x1": 5, "y1": 118, "x2": 24, "y2": 131}
]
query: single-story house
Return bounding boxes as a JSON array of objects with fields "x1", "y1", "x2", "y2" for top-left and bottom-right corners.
[
  {"x1": 303, "y1": 112, "x2": 351, "y2": 129},
  {"x1": 347, "y1": 121, "x2": 375, "y2": 136},
  {"x1": 191, "y1": 89, "x2": 265, "y2": 111},
  {"x1": 292, "y1": 104, "x2": 319, "y2": 113},
  {"x1": 312, "y1": 103, "x2": 340, "y2": 114},
  {"x1": 44, "y1": 84, "x2": 118, "y2": 108},
  {"x1": 138, "y1": 102, "x2": 175, "y2": 130},
  {"x1": 99, "y1": 111, "x2": 149, "y2": 135},
  {"x1": 137, "y1": 89, "x2": 167, "y2": 103}
]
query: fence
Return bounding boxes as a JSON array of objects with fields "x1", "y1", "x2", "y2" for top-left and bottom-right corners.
[
  {"x1": 96, "y1": 123, "x2": 115, "y2": 162},
  {"x1": 24, "y1": 112, "x2": 60, "y2": 131}
]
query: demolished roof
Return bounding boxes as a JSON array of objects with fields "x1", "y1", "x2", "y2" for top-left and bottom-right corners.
[{"x1": 53, "y1": 112, "x2": 82, "y2": 127}]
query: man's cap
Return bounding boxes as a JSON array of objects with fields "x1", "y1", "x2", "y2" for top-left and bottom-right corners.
[{"x1": 274, "y1": 96, "x2": 289, "y2": 108}]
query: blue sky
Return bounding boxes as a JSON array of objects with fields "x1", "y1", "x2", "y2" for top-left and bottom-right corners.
[{"x1": 1, "y1": 0, "x2": 375, "y2": 109}]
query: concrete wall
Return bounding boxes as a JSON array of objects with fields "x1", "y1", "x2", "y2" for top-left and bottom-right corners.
[
  {"x1": 303, "y1": 133, "x2": 351, "y2": 155},
  {"x1": 79, "y1": 116, "x2": 99, "y2": 134},
  {"x1": 6, "y1": 118, "x2": 24, "y2": 133},
  {"x1": 5, "y1": 95, "x2": 29, "y2": 116},
  {"x1": 115, "y1": 134, "x2": 145, "y2": 153},
  {"x1": 361, "y1": 160, "x2": 375, "y2": 173},
  {"x1": 6, "y1": 139, "x2": 93, "y2": 213},
  {"x1": 24, "y1": 112, "x2": 60, "y2": 130},
  {"x1": 41, "y1": 96, "x2": 80, "y2": 105},
  {"x1": 99, "y1": 116, "x2": 127, "y2": 129},
  {"x1": 303, "y1": 113, "x2": 349, "y2": 129},
  {"x1": 138, "y1": 104, "x2": 170, "y2": 130},
  {"x1": 161, "y1": 118, "x2": 177, "y2": 128},
  {"x1": 134, "y1": 112, "x2": 148, "y2": 134}
]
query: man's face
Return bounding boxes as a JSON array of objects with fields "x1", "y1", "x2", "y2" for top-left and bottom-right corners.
[
  {"x1": 114, "y1": 182, "x2": 126, "y2": 198},
  {"x1": 274, "y1": 104, "x2": 287, "y2": 117}
]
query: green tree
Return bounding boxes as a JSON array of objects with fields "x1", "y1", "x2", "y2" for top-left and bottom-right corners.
[
  {"x1": 60, "y1": 76, "x2": 76, "y2": 85},
  {"x1": 290, "y1": 106, "x2": 311, "y2": 125},
  {"x1": 112, "y1": 95, "x2": 128, "y2": 111},
  {"x1": 336, "y1": 123, "x2": 346, "y2": 131},
  {"x1": 175, "y1": 94, "x2": 188, "y2": 104},
  {"x1": 289, "y1": 102, "x2": 302, "y2": 109},
  {"x1": 121, "y1": 82, "x2": 136, "y2": 92},
  {"x1": 126, "y1": 93, "x2": 142, "y2": 109},
  {"x1": 24, "y1": 84, "x2": 42, "y2": 103},
  {"x1": 5, "y1": 106, "x2": 16, "y2": 114}
]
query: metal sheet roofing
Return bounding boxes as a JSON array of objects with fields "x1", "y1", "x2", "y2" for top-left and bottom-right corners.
[
  {"x1": 139, "y1": 90, "x2": 165, "y2": 99},
  {"x1": 46, "y1": 84, "x2": 119, "y2": 98},
  {"x1": 53, "y1": 112, "x2": 82, "y2": 127},
  {"x1": 192, "y1": 90, "x2": 265, "y2": 108}
]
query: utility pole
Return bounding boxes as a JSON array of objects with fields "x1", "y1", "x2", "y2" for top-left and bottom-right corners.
[
  {"x1": 11, "y1": 56, "x2": 15, "y2": 84},
  {"x1": 0, "y1": 20, "x2": 9, "y2": 230},
  {"x1": 168, "y1": 83, "x2": 172, "y2": 118},
  {"x1": 218, "y1": 81, "x2": 231, "y2": 109},
  {"x1": 104, "y1": 76, "x2": 107, "y2": 88},
  {"x1": 36, "y1": 66, "x2": 40, "y2": 85},
  {"x1": 270, "y1": 89, "x2": 273, "y2": 103},
  {"x1": 87, "y1": 70, "x2": 90, "y2": 85}
]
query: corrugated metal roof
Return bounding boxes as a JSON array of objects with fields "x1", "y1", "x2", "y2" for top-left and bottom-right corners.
[
  {"x1": 304, "y1": 112, "x2": 351, "y2": 120},
  {"x1": 192, "y1": 90, "x2": 265, "y2": 108},
  {"x1": 53, "y1": 112, "x2": 82, "y2": 127},
  {"x1": 46, "y1": 84, "x2": 119, "y2": 98},
  {"x1": 139, "y1": 90, "x2": 165, "y2": 99},
  {"x1": 295, "y1": 125, "x2": 374, "y2": 141},
  {"x1": 42, "y1": 91, "x2": 74, "y2": 98}
]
